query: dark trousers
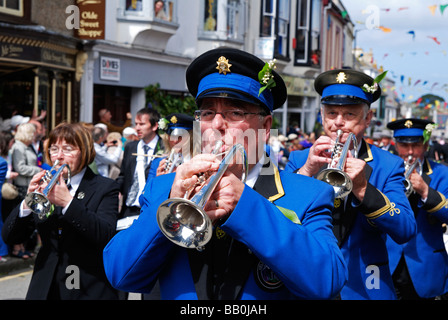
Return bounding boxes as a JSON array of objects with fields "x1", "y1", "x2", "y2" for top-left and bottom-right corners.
[
  {"x1": 121, "y1": 205, "x2": 141, "y2": 218},
  {"x1": 392, "y1": 256, "x2": 432, "y2": 300}
]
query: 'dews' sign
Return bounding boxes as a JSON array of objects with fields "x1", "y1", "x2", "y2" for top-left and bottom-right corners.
[{"x1": 100, "y1": 57, "x2": 120, "y2": 81}]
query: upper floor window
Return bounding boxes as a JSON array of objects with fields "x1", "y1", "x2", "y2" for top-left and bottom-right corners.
[
  {"x1": 200, "y1": 0, "x2": 246, "y2": 42},
  {"x1": 294, "y1": 0, "x2": 321, "y2": 66},
  {"x1": 260, "y1": 0, "x2": 290, "y2": 59},
  {"x1": 0, "y1": 0, "x2": 24, "y2": 17},
  {"x1": 122, "y1": 0, "x2": 177, "y2": 23}
]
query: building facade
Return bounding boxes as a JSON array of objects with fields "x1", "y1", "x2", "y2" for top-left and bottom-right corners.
[{"x1": 0, "y1": 0, "x2": 363, "y2": 135}]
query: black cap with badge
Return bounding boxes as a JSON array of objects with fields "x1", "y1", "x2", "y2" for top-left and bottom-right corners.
[
  {"x1": 158, "y1": 113, "x2": 195, "y2": 136},
  {"x1": 186, "y1": 47, "x2": 287, "y2": 113},
  {"x1": 314, "y1": 69, "x2": 385, "y2": 106},
  {"x1": 387, "y1": 118, "x2": 435, "y2": 143}
]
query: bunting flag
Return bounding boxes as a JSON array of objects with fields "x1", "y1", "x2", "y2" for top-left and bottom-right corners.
[
  {"x1": 428, "y1": 36, "x2": 441, "y2": 45},
  {"x1": 379, "y1": 26, "x2": 392, "y2": 33},
  {"x1": 398, "y1": 7, "x2": 409, "y2": 11},
  {"x1": 441, "y1": 4, "x2": 448, "y2": 14},
  {"x1": 429, "y1": 5, "x2": 437, "y2": 15},
  {"x1": 407, "y1": 30, "x2": 415, "y2": 40},
  {"x1": 414, "y1": 80, "x2": 421, "y2": 86}
]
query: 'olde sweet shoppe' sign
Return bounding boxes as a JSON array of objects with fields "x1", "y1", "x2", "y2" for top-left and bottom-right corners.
[{"x1": 75, "y1": 0, "x2": 105, "y2": 40}]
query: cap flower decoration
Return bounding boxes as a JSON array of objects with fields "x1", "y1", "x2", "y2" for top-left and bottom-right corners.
[
  {"x1": 158, "y1": 115, "x2": 179, "y2": 132},
  {"x1": 158, "y1": 118, "x2": 170, "y2": 131},
  {"x1": 423, "y1": 123, "x2": 437, "y2": 144},
  {"x1": 362, "y1": 70, "x2": 388, "y2": 94},
  {"x1": 258, "y1": 59, "x2": 277, "y2": 96}
]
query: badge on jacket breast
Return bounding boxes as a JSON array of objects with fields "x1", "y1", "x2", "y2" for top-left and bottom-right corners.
[{"x1": 254, "y1": 261, "x2": 284, "y2": 291}]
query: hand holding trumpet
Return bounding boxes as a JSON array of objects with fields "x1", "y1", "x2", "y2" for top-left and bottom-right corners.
[
  {"x1": 24, "y1": 163, "x2": 72, "y2": 213},
  {"x1": 405, "y1": 164, "x2": 428, "y2": 199},
  {"x1": 169, "y1": 153, "x2": 244, "y2": 223},
  {"x1": 302, "y1": 131, "x2": 368, "y2": 201}
]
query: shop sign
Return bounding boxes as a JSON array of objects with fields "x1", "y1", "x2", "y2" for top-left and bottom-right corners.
[
  {"x1": 0, "y1": 36, "x2": 76, "y2": 69},
  {"x1": 100, "y1": 56, "x2": 120, "y2": 81},
  {"x1": 74, "y1": 0, "x2": 106, "y2": 40}
]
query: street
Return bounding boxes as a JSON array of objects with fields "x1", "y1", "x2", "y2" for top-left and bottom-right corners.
[
  {"x1": 0, "y1": 267, "x2": 142, "y2": 300},
  {"x1": 0, "y1": 267, "x2": 32, "y2": 300}
]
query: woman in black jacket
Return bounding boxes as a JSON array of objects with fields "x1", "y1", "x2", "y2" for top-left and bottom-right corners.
[{"x1": 2, "y1": 122, "x2": 121, "y2": 300}]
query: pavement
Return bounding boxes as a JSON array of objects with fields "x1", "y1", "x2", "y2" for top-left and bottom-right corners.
[{"x1": 0, "y1": 254, "x2": 35, "y2": 276}]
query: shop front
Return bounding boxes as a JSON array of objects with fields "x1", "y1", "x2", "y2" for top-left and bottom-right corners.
[
  {"x1": 0, "y1": 25, "x2": 82, "y2": 131},
  {"x1": 274, "y1": 74, "x2": 319, "y2": 135},
  {"x1": 80, "y1": 42, "x2": 192, "y2": 125}
]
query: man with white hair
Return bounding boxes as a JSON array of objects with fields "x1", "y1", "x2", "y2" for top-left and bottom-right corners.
[{"x1": 285, "y1": 69, "x2": 416, "y2": 299}]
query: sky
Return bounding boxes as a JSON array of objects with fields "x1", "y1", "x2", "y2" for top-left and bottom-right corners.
[{"x1": 341, "y1": 0, "x2": 448, "y2": 106}]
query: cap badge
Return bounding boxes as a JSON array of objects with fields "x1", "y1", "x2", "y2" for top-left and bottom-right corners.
[
  {"x1": 336, "y1": 72, "x2": 347, "y2": 83},
  {"x1": 404, "y1": 120, "x2": 413, "y2": 128},
  {"x1": 216, "y1": 56, "x2": 232, "y2": 75}
]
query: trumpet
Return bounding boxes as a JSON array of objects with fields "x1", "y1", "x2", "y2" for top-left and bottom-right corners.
[
  {"x1": 164, "y1": 148, "x2": 184, "y2": 174},
  {"x1": 316, "y1": 130, "x2": 358, "y2": 199},
  {"x1": 156, "y1": 143, "x2": 247, "y2": 251},
  {"x1": 403, "y1": 155, "x2": 422, "y2": 197},
  {"x1": 25, "y1": 160, "x2": 71, "y2": 220}
]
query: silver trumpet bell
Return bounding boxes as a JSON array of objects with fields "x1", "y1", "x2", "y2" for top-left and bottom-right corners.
[
  {"x1": 316, "y1": 130, "x2": 358, "y2": 199},
  {"x1": 403, "y1": 155, "x2": 422, "y2": 197},
  {"x1": 157, "y1": 143, "x2": 247, "y2": 251},
  {"x1": 25, "y1": 160, "x2": 71, "y2": 220}
]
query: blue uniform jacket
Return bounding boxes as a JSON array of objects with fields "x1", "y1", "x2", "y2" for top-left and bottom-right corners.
[
  {"x1": 386, "y1": 158, "x2": 448, "y2": 298},
  {"x1": 103, "y1": 157, "x2": 348, "y2": 300},
  {"x1": 285, "y1": 140, "x2": 416, "y2": 300}
]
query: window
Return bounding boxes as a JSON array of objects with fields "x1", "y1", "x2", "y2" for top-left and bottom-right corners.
[
  {"x1": 121, "y1": 0, "x2": 177, "y2": 23},
  {"x1": 154, "y1": 0, "x2": 175, "y2": 22},
  {"x1": 294, "y1": 0, "x2": 321, "y2": 66},
  {"x1": 126, "y1": 0, "x2": 143, "y2": 12},
  {"x1": 200, "y1": 0, "x2": 246, "y2": 42},
  {"x1": 0, "y1": 0, "x2": 23, "y2": 17},
  {"x1": 260, "y1": 0, "x2": 290, "y2": 59}
]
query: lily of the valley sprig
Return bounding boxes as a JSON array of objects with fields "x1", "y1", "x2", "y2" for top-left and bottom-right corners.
[
  {"x1": 423, "y1": 123, "x2": 437, "y2": 145},
  {"x1": 158, "y1": 115, "x2": 178, "y2": 132},
  {"x1": 362, "y1": 70, "x2": 388, "y2": 94},
  {"x1": 158, "y1": 118, "x2": 170, "y2": 131},
  {"x1": 258, "y1": 59, "x2": 277, "y2": 96}
]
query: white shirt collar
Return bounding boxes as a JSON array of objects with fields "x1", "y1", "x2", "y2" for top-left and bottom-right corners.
[
  {"x1": 139, "y1": 135, "x2": 159, "y2": 152},
  {"x1": 245, "y1": 155, "x2": 265, "y2": 189},
  {"x1": 69, "y1": 167, "x2": 86, "y2": 196}
]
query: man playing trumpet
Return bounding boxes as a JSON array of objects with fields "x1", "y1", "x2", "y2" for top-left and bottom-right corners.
[
  {"x1": 285, "y1": 69, "x2": 416, "y2": 299},
  {"x1": 386, "y1": 118, "x2": 448, "y2": 299},
  {"x1": 103, "y1": 48, "x2": 347, "y2": 300}
]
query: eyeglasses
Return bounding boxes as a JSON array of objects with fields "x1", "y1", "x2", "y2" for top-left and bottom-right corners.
[
  {"x1": 194, "y1": 110, "x2": 267, "y2": 122},
  {"x1": 49, "y1": 145, "x2": 78, "y2": 156}
]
